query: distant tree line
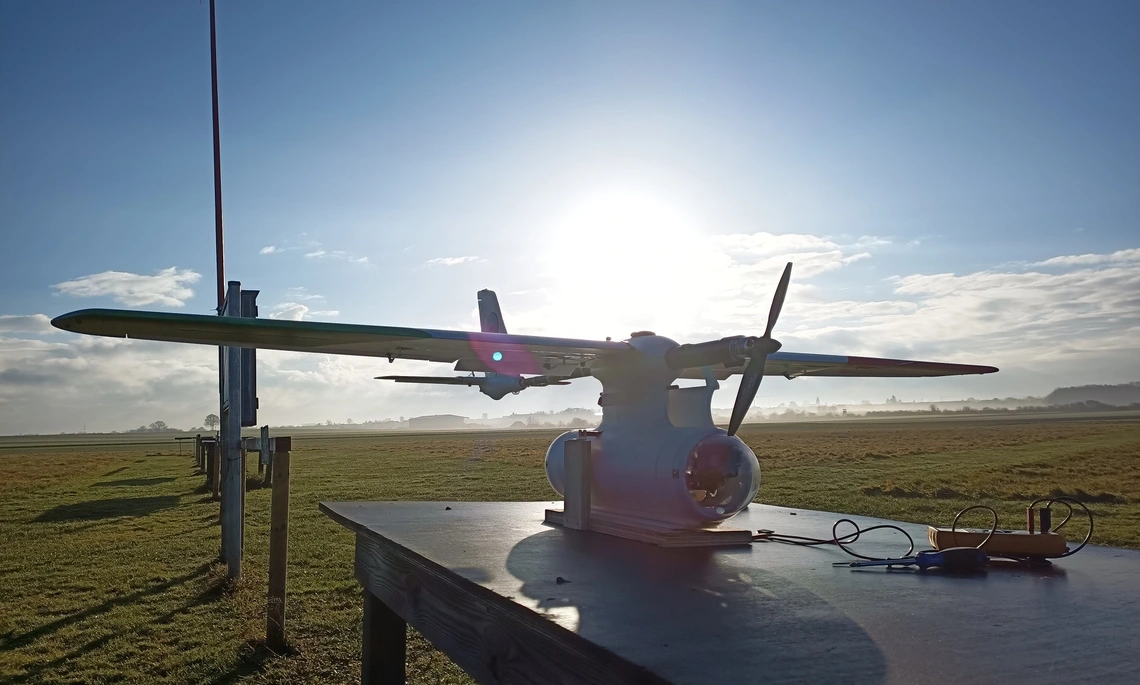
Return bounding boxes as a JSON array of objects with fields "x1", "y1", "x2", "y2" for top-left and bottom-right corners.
[
  {"x1": 1045, "y1": 383, "x2": 1140, "y2": 407},
  {"x1": 865, "y1": 400, "x2": 1140, "y2": 417},
  {"x1": 127, "y1": 421, "x2": 173, "y2": 433}
]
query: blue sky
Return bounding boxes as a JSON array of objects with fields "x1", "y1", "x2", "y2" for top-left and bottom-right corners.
[{"x1": 2, "y1": 1, "x2": 1138, "y2": 433}]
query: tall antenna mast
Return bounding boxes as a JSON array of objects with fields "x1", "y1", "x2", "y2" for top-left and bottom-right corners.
[{"x1": 210, "y1": 0, "x2": 225, "y2": 309}]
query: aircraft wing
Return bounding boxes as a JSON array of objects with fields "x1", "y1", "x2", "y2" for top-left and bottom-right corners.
[
  {"x1": 677, "y1": 351, "x2": 997, "y2": 380},
  {"x1": 51, "y1": 309, "x2": 629, "y2": 376}
]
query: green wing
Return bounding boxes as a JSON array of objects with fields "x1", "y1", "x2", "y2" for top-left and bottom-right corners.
[{"x1": 51, "y1": 309, "x2": 629, "y2": 376}]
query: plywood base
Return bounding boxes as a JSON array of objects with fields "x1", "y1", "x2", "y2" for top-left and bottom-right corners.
[{"x1": 545, "y1": 507, "x2": 754, "y2": 548}]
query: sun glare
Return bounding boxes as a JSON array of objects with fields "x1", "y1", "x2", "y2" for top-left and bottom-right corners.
[{"x1": 539, "y1": 191, "x2": 733, "y2": 339}]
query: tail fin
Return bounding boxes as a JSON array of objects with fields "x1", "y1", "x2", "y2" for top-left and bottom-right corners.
[{"x1": 477, "y1": 289, "x2": 507, "y2": 334}]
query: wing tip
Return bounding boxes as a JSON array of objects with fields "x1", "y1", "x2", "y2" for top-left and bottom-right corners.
[
  {"x1": 51, "y1": 310, "x2": 90, "y2": 332},
  {"x1": 846, "y1": 356, "x2": 1000, "y2": 376}
]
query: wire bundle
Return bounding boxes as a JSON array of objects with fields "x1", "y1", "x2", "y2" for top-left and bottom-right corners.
[{"x1": 754, "y1": 496, "x2": 1094, "y2": 565}]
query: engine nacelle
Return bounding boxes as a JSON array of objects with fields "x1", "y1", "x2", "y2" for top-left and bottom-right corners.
[
  {"x1": 544, "y1": 333, "x2": 761, "y2": 527},
  {"x1": 545, "y1": 428, "x2": 760, "y2": 527},
  {"x1": 479, "y1": 373, "x2": 524, "y2": 400}
]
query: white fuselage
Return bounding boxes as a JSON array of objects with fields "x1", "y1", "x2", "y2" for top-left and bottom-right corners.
[{"x1": 544, "y1": 334, "x2": 760, "y2": 527}]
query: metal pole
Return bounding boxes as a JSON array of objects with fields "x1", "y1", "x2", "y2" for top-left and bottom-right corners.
[
  {"x1": 210, "y1": 0, "x2": 225, "y2": 309},
  {"x1": 221, "y1": 281, "x2": 243, "y2": 579}
]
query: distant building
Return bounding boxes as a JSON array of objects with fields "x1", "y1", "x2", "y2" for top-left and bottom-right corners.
[{"x1": 408, "y1": 414, "x2": 467, "y2": 430}]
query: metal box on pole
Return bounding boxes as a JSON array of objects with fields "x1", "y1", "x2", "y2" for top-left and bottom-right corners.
[{"x1": 239, "y1": 290, "x2": 259, "y2": 427}]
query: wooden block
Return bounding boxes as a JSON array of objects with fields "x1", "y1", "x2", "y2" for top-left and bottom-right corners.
[
  {"x1": 545, "y1": 508, "x2": 753, "y2": 548},
  {"x1": 563, "y1": 439, "x2": 591, "y2": 531}
]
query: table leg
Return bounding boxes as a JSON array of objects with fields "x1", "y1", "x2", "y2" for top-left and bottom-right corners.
[{"x1": 362, "y1": 589, "x2": 406, "y2": 685}]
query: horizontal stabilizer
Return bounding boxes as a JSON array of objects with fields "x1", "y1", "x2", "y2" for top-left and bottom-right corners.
[{"x1": 376, "y1": 375, "x2": 485, "y2": 386}]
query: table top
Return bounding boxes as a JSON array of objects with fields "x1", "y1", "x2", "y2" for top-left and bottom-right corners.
[{"x1": 322, "y1": 500, "x2": 1140, "y2": 685}]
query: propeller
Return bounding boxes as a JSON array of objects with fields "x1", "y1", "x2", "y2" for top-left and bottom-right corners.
[{"x1": 727, "y1": 262, "x2": 792, "y2": 436}]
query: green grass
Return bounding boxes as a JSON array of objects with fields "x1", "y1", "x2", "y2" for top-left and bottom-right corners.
[{"x1": 1, "y1": 415, "x2": 1137, "y2": 683}]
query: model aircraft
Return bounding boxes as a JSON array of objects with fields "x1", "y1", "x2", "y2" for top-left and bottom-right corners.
[{"x1": 51, "y1": 263, "x2": 996, "y2": 529}]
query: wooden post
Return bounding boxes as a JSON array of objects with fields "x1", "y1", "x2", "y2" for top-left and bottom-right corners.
[
  {"x1": 211, "y1": 442, "x2": 221, "y2": 500},
  {"x1": 195, "y1": 434, "x2": 203, "y2": 470},
  {"x1": 563, "y1": 439, "x2": 592, "y2": 530},
  {"x1": 266, "y1": 438, "x2": 291, "y2": 653},
  {"x1": 362, "y1": 589, "x2": 406, "y2": 685}
]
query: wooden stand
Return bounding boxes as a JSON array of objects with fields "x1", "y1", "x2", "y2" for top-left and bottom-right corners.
[
  {"x1": 545, "y1": 438, "x2": 753, "y2": 548},
  {"x1": 562, "y1": 439, "x2": 591, "y2": 530}
]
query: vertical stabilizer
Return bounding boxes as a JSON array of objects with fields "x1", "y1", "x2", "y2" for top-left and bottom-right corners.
[{"x1": 477, "y1": 289, "x2": 508, "y2": 333}]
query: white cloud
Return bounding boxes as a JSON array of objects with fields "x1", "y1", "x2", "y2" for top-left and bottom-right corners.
[
  {"x1": 0, "y1": 314, "x2": 55, "y2": 335},
  {"x1": 1032, "y1": 248, "x2": 1140, "y2": 267},
  {"x1": 425, "y1": 256, "x2": 481, "y2": 266},
  {"x1": 787, "y1": 257, "x2": 1140, "y2": 368},
  {"x1": 283, "y1": 287, "x2": 325, "y2": 302},
  {"x1": 305, "y1": 249, "x2": 370, "y2": 265},
  {"x1": 0, "y1": 332, "x2": 459, "y2": 434},
  {"x1": 260, "y1": 245, "x2": 282, "y2": 255},
  {"x1": 332, "y1": 251, "x2": 369, "y2": 264},
  {"x1": 52, "y1": 267, "x2": 200, "y2": 307},
  {"x1": 854, "y1": 236, "x2": 892, "y2": 248},
  {"x1": 267, "y1": 302, "x2": 340, "y2": 321},
  {"x1": 0, "y1": 334, "x2": 219, "y2": 433},
  {"x1": 514, "y1": 216, "x2": 882, "y2": 341},
  {"x1": 268, "y1": 302, "x2": 310, "y2": 321},
  {"x1": 841, "y1": 252, "x2": 871, "y2": 265}
]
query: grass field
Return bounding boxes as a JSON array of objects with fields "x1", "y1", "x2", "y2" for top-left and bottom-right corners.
[{"x1": 1, "y1": 414, "x2": 1138, "y2": 684}]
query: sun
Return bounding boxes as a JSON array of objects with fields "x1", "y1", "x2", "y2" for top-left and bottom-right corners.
[{"x1": 538, "y1": 191, "x2": 733, "y2": 339}]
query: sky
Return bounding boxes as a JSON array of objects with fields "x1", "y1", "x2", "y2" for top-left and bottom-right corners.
[{"x1": 1, "y1": 0, "x2": 1138, "y2": 434}]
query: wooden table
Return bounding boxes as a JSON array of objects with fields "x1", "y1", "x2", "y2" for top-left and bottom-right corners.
[{"x1": 321, "y1": 501, "x2": 1140, "y2": 684}]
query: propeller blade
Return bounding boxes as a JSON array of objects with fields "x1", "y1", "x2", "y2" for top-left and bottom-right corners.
[
  {"x1": 728, "y1": 262, "x2": 792, "y2": 435},
  {"x1": 727, "y1": 353, "x2": 767, "y2": 436},
  {"x1": 763, "y1": 262, "x2": 792, "y2": 339}
]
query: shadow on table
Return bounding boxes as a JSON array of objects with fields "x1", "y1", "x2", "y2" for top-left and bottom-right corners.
[{"x1": 507, "y1": 529, "x2": 887, "y2": 684}]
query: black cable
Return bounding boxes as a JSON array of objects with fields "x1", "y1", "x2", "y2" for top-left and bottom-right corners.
[
  {"x1": 754, "y1": 519, "x2": 915, "y2": 561},
  {"x1": 1028, "y1": 496, "x2": 1094, "y2": 558},
  {"x1": 949, "y1": 504, "x2": 999, "y2": 549}
]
